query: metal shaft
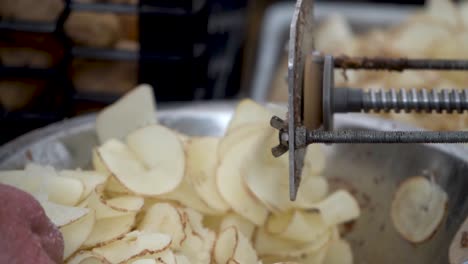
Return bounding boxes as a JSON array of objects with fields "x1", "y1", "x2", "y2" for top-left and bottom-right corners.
[
  {"x1": 333, "y1": 56, "x2": 468, "y2": 71},
  {"x1": 306, "y1": 130, "x2": 468, "y2": 144},
  {"x1": 334, "y1": 88, "x2": 468, "y2": 114}
]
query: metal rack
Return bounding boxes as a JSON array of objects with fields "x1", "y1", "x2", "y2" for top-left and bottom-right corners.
[{"x1": 0, "y1": 0, "x2": 242, "y2": 144}]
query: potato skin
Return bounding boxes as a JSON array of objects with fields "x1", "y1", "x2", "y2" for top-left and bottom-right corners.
[{"x1": 0, "y1": 184, "x2": 64, "y2": 264}]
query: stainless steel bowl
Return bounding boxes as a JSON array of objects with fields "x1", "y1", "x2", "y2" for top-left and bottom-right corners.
[{"x1": 0, "y1": 102, "x2": 467, "y2": 263}]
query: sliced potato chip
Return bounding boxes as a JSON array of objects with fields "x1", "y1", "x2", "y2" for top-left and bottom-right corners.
[
  {"x1": 86, "y1": 185, "x2": 144, "y2": 219},
  {"x1": 226, "y1": 99, "x2": 272, "y2": 132},
  {"x1": 93, "y1": 149, "x2": 111, "y2": 175},
  {"x1": 160, "y1": 176, "x2": 220, "y2": 215},
  {"x1": 96, "y1": 84, "x2": 157, "y2": 143},
  {"x1": 174, "y1": 254, "x2": 191, "y2": 264},
  {"x1": 254, "y1": 226, "x2": 331, "y2": 258},
  {"x1": 61, "y1": 209, "x2": 96, "y2": 259},
  {"x1": 0, "y1": 165, "x2": 84, "y2": 206},
  {"x1": 66, "y1": 250, "x2": 109, "y2": 264},
  {"x1": 216, "y1": 129, "x2": 270, "y2": 226},
  {"x1": 293, "y1": 176, "x2": 329, "y2": 209},
  {"x1": 310, "y1": 190, "x2": 360, "y2": 227},
  {"x1": 60, "y1": 170, "x2": 108, "y2": 201},
  {"x1": 98, "y1": 134, "x2": 184, "y2": 196},
  {"x1": 391, "y1": 176, "x2": 448, "y2": 243},
  {"x1": 178, "y1": 207, "x2": 216, "y2": 264},
  {"x1": 266, "y1": 211, "x2": 329, "y2": 243},
  {"x1": 131, "y1": 260, "x2": 157, "y2": 264},
  {"x1": 218, "y1": 124, "x2": 268, "y2": 161},
  {"x1": 105, "y1": 177, "x2": 132, "y2": 195},
  {"x1": 83, "y1": 213, "x2": 136, "y2": 248},
  {"x1": 220, "y1": 213, "x2": 256, "y2": 240},
  {"x1": 138, "y1": 203, "x2": 187, "y2": 249},
  {"x1": 214, "y1": 226, "x2": 258, "y2": 264},
  {"x1": 40, "y1": 200, "x2": 90, "y2": 228},
  {"x1": 323, "y1": 239, "x2": 353, "y2": 264},
  {"x1": 92, "y1": 231, "x2": 172, "y2": 264},
  {"x1": 186, "y1": 137, "x2": 230, "y2": 213}
]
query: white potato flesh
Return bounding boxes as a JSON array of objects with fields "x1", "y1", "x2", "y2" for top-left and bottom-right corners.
[
  {"x1": 40, "y1": 200, "x2": 90, "y2": 227},
  {"x1": 98, "y1": 135, "x2": 183, "y2": 196},
  {"x1": 66, "y1": 251, "x2": 109, "y2": 264},
  {"x1": 311, "y1": 190, "x2": 360, "y2": 227},
  {"x1": 92, "y1": 231, "x2": 172, "y2": 264},
  {"x1": 86, "y1": 186, "x2": 144, "y2": 219},
  {"x1": 216, "y1": 129, "x2": 270, "y2": 226},
  {"x1": 218, "y1": 124, "x2": 267, "y2": 160},
  {"x1": 131, "y1": 260, "x2": 156, "y2": 264},
  {"x1": 60, "y1": 170, "x2": 108, "y2": 201},
  {"x1": 391, "y1": 176, "x2": 448, "y2": 243},
  {"x1": 138, "y1": 203, "x2": 187, "y2": 249},
  {"x1": 302, "y1": 144, "x2": 327, "y2": 177},
  {"x1": 293, "y1": 176, "x2": 329, "y2": 209},
  {"x1": 160, "y1": 176, "x2": 220, "y2": 215},
  {"x1": 83, "y1": 213, "x2": 136, "y2": 248},
  {"x1": 105, "y1": 177, "x2": 131, "y2": 195},
  {"x1": 214, "y1": 227, "x2": 258, "y2": 264},
  {"x1": 96, "y1": 84, "x2": 157, "y2": 143},
  {"x1": 323, "y1": 239, "x2": 353, "y2": 264},
  {"x1": 186, "y1": 137, "x2": 230, "y2": 213},
  {"x1": 243, "y1": 162, "x2": 290, "y2": 213},
  {"x1": 93, "y1": 149, "x2": 111, "y2": 176},
  {"x1": 226, "y1": 99, "x2": 272, "y2": 132},
  {"x1": 126, "y1": 125, "x2": 185, "y2": 195},
  {"x1": 0, "y1": 166, "x2": 84, "y2": 206},
  {"x1": 254, "y1": 226, "x2": 331, "y2": 258},
  {"x1": 175, "y1": 254, "x2": 191, "y2": 264},
  {"x1": 61, "y1": 209, "x2": 96, "y2": 259},
  {"x1": 449, "y1": 216, "x2": 468, "y2": 264},
  {"x1": 178, "y1": 208, "x2": 216, "y2": 264},
  {"x1": 220, "y1": 213, "x2": 256, "y2": 240},
  {"x1": 267, "y1": 211, "x2": 329, "y2": 243}
]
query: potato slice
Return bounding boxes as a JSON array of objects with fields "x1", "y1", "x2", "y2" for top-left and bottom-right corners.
[
  {"x1": 61, "y1": 209, "x2": 96, "y2": 259},
  {"x1": 131, "y1": 249, "x2": 176, "y2": 264},
  {"x1": 243, "y1": 162, "x2": 290, "y2": 213},
  {"x1": 96, "y1": 84, "x2": 157, "y2": 143},
  {"x1": 391, "y1": 176, "x2": 448, "y2": 243},
  {"x1": 266, "y1": 211, "x2": 329, "y2": 243},
  {"x1": 93, "y1": 149, "x2": 111, "y2": 175},
  {"x1": 98, "y1": 134, "x2": 184, "y2": 196},
  {"x1": 293, "y1": 176, "x2": 329, "y2": 209},
  {"x1": 131, "y1": 260, "x2": 156, "y2": 264},
  {"x1": 310, "y1": 190, "x2": 360, "y2": 227},
  {"x1": 92, "y1": 231, "x2": 172, "y2": 264},
  {"x1": 160, "y1": 176, "x2": 220, "y2": 215},
  {"x1": 40, "y1": 200, "x2": 90, "y2": 228},
  {"x1": 60, "y1": 170, "x2": 108, "y2": 201},
  {"x1": 186, "y1": 137, "x2": 230, "y2": 213},
  {"x1": 86, "y1": 185, "x2": 144, "y2": 219},
  {"x1": 83, "y1": 213, "x2": 136, "y2": 248},
  {"x1": 425, "y1": 0, "x2": 459, "y2": 28},
  {"x1": 0, "y1": 166, "x2": 84, "y2": 206},
  {"x1": 174, "y1": 254, "x2": 191, "y2": 264},
  {"x1": 218, "y1": 124, "x2": 267, "y2": 161},
  {"x1": 178, "y1": 208, "x2": 216, "y2": 264},
  {"x1": 226, "y1": 99, "x2": 272, "y2": 132},
  {"x1": 316, "y1": 14, "x2": 356, "y2": 55},
  {"x1": 138, "y1": 203, "x2": 187, "y2": 249},
  {"x1": 220, "y1": 213, "x2": 256, "y2": 240},
  {"x1": 216, "y1": 129, "x2": 270, "y2": 226},
  {"x1": 254, "y1": 226, "x2": 331, "y2": 258},
  {"x1": 214, "y1": 226, "x2": 258, "y2": 264},
  {"x1": 323, "y1": 239, "x2": 353, "y2": 264},
  {"x1": 66, "y1": 250, "x2": 109, "y2": 264},
  {"x1": 106, "y1": 177, "x2": 132, "y2": 195},
  {"x1": 449, "y1": 216, "x2": 468, "y2": 264}
]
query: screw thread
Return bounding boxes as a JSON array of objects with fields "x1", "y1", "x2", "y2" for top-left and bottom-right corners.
[{"x1": 362, "y1": 88, "x2": 468, "y2": 113}]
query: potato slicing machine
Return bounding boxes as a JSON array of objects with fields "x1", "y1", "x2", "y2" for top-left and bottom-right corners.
[{"x1": 270, "y1": 0, "x2": 468, "y2": 201}]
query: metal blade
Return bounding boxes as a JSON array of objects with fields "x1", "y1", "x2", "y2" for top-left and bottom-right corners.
[{"x1": 288, "y1": 0, "x2": 314, "y2": 201}]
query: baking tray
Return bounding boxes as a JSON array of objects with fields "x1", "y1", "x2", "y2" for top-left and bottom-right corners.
[
  {"x1": 249, "y1": 1, "x2": 417, "y2": 102},
  {"x1": 0, "y1": 102, "x2": 467, "y2": 263}
]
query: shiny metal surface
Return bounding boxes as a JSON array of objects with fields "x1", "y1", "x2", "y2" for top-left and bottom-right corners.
[{"x1": 0, "y1": 102, "x2": 467, "y2": 263}]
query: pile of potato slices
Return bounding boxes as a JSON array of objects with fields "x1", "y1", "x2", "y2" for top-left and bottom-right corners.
[{"x1": 0, "y1": 85, "x2": 360, "y2": 264}]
